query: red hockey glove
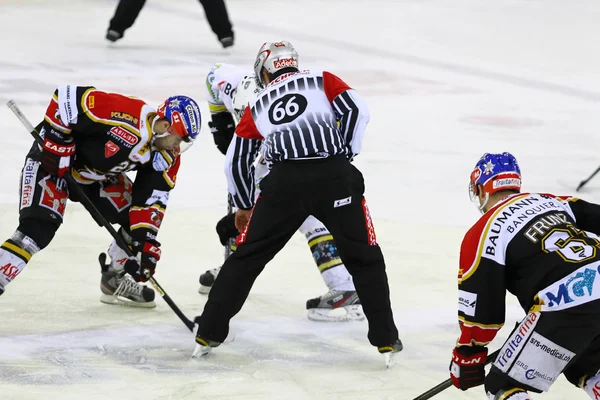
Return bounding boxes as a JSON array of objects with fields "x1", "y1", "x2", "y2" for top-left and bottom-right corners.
[
  {"x1": 124, "y1": 239, "x2": 161, "y2": 282},
  {"x1": 450, "y1": 346, "x2": 488, "y2": 390},
  {"x1": 40, "y1": 136, "x2": 76, "y2": 177}
]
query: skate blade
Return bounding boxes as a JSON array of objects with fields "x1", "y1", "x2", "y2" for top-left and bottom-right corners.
[
  {"x1": 190, "y1": 343, "x2": 212, "y2": 359},
  {"x1": 383, "y1": 351, "x2": 399, "y2": 369},
  {"x1": 100, "y1": 294, "x2": 156, "y2": 309},
  {"x1": 307, "y1": 305, "x2": 365, "y2": 322},
  {"x1": 198, "y1": 285, "x2": 212, "y2": 295}
]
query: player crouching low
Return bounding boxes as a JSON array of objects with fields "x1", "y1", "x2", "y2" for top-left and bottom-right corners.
[
  {"x1": 450, "y1": 152, "x2": 600, "y2": 399},
  {"x1": 0, "y1": 86, "x2": 201, "y2": 308}
]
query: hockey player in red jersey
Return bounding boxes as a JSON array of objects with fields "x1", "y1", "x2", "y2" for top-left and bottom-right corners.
[
  {"x1": 450, "y1": 152, "x2": 600, "y2": 399},
  {"x1": 192, "y1": 41, "x2": 401, "y2": 367},
  {"x1": 0, "y1": 86, "x2": 201, "y2": 308}
]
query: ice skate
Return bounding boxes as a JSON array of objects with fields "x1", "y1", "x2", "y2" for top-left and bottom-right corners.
[
  {"x1": 191, "y1": 335, "x2": 221, "y2": 359},
  {"x1": 219, "y1": 36, "x2": 234, "y2": 49},
  {"x1": 305, "y1": 290, "x2": 365, "y2": 322},
  {"x1": 106, "y1": 29, "x2": 123, "y2": 42},
  {"x1": 378, "y1": 339, "x2": 403, "y2": 369},
  {"x1": 99, "y1": 253, "x2": 156, "y2": 308},
  {"x1": 198, "y1": 266, "x2": 221, "y2": 294}
]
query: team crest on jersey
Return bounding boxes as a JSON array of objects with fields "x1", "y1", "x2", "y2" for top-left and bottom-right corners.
[{"x1": 105, "y1": 141, "x2": 119, "y2": 158}]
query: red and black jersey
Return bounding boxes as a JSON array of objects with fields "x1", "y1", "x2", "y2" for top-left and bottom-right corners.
[
  {"x1": 41, "y1": 85, "x2": 180, "y2": 240},
  {"x1": 457, "y1": 193, "x2": 600, "y2": 348}
]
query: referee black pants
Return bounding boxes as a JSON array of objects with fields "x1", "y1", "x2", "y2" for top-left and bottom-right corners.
[
  {"x1": 196, "y1": 156, "x2": 399, "y2": 348},
  {"x1": 109, "y1": 0, "x2": 233, "y2": 40}
]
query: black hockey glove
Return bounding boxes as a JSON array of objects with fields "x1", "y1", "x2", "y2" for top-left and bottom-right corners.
[
  {"x1": 124, "y1": 239, "x2": 161, "y2": 282},
  {"x1": 40, "y1": 127, "x2": 76, "y2": 177},
  {"x1": 216, "y1": 213, "x2": 239, "y2": 246},
  {"x1": 208, "y1": 112, "x2": 235, "y2": 155},
  {"x1": 450, "y1": 346, "x2": 488, "y2": 390}
]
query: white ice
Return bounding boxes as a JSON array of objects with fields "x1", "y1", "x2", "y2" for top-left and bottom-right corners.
[{"x1": 1, "y1": 0, "x2": 599, "y2": 398}]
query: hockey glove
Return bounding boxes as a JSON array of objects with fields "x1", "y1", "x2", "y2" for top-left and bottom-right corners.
[
  {"x1": 124, "y1": 239, "x2": 161, "y2": 282},
  {"x1": 40, "y1": 129, "x2": 76, "y2": 177},
  {"x1": 450, "y1": 346, "x2": 488, "y2": 390},
  {"x1": 216, "y1": 213, "x2": 239, "y2": 245},
  {"x1": 208, "y1": 112, "x2": 235, "y2": 155}
]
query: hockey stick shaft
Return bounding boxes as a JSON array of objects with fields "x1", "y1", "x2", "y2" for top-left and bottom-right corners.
[
  {"x1": 412, "y1": 349, "x2": 501, "y2": 400},
  {"x1": 576, "y1": 166, "x2": 600, "y2": 192},
  {"x1": 7, "y1": 100, "x2": 194, "y2": 332}
]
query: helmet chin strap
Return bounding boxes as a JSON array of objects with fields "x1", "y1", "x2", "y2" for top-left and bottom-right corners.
[{"x1": 477, "y1": 192, "x2": 490, "y2": 214}]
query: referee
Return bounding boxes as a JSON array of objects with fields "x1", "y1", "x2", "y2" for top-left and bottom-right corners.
[
  {"x1": 193, "y1": 41, "x2": 402, "y2": 366},
  {"x1": 106, "y1": 0, "x2": 234, "y2": 48}
]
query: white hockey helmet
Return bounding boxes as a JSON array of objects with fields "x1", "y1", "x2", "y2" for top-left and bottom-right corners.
[
  {"x1": 232, "y1": 75, "x2": 262, "y2": 123},
  {"x1": 253, "y1": 41, "x2": 299, "y2": 85}
]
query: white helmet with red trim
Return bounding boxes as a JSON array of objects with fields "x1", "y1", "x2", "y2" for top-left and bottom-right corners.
[
  {"x1": 253, "y1": 41, "x2": 299, "y2": 85},
  {"x1": 232, "y1": 75, "x2": 262, "y2": 124}
]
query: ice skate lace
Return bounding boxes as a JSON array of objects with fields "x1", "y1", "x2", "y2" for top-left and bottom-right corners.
[
  {"x1": 114, "y1": 274, "x2": 143, "y2": 297},
  {"x1": 321, "y1": 290, "x2": 346, "y2": 301},
  {"x1": 208, "y1": 266, "x2": 221, "y2": 276}
]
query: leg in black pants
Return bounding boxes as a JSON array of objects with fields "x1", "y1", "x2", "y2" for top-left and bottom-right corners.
[
  {"x1": 107, "y1": 0, "x2": 146, "y2": 39},
  {"x1": 197, "y1": 0, "x2": 234, "y2": 42},
  {"x1": 310, "y1": 163, "x2": 398, "y2": 347},
  {"x1": 196, "y1": 169, "x2": 309, "y2": 342}
]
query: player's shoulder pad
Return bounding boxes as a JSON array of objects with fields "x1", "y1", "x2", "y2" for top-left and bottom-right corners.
[
  {"x1": 459, "y1": 193, "x2": 535, "y2": 282},
  {"x1": 205, "y1": 63, "x2": 225, "y2": 102}
]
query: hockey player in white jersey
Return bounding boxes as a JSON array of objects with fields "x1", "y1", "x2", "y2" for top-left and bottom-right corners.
[{"x1": 200, "y1": 63, "x2": 364, "y2": 322}]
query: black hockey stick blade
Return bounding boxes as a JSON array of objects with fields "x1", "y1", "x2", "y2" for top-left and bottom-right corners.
[
  {"x1": 412, "y1": 349, "x2": 500, "y2": 400},
  {"x1": 7, "y1": 100, "x2": 195, "y2": 332},
  {"x1": 576, "y1": 166, "x2": 600, "y2": 192}
]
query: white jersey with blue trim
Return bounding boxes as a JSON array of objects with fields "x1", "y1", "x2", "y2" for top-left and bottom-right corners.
[{"x1": 204, "y1": 63, "x2": 249, "y2": 115}]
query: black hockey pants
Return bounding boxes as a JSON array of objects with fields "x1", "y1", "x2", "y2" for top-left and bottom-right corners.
[{"x1": 196, "y1": 156, "x2": 399, "y2": 348}]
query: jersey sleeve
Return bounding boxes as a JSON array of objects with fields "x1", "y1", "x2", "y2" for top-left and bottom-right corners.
[
  {"x1": 558, "y1": 196, "x2": 600, "y2": 236},
  {"x1": 225, "y1": 135, "x2": 261, "y2": 209},
  {"x1": 42, "y1": 85, "x2": 97, "y2": 143},
  {"x1": 456, "y1": 221, "x2": 507, "y2": 348},
  {"x1": 235, "y1": 106, "x2": 264, "y2": 140},
  {"x1": 323, "y1": 71, "x2": 370, "y2": 160},
  {"x1": 205, "y1": 64, "x2": 228, "y2": 114},
  {"x1": 128, "y1": 155, "x2": 181, "y2": 241}
]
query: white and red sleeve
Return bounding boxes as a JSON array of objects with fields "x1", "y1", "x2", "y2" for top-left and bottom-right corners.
[{"x1": 323, "y1": 71, "x2": 370, "y2": 159}]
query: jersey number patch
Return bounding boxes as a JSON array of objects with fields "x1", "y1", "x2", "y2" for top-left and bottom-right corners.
[
  {"x1": 542, "y1": 227, "x2": 600, "y2": 263},
  {"x1": 268, "y1": 94, "x2": 307, "y2": 125}
]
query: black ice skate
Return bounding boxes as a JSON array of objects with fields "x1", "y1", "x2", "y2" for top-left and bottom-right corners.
[
  {"x1": 198, "y1": 266, "x2": 221, "y2": 294},
  {"x1": 219, "y1": 36, "x2": 234, "y2": 49},
  {"x1": 378, "y1": 339, "x2": 403, "y2": 369},
  {"x1": 305, "y1": 290, "x2": 365, "y2": 322},
  {"x1": 106, "y1": 29, "x2": 123, "y2": 42},
  {"x1": 99, "y1": 253, "x2": 156, "y2": 308}
]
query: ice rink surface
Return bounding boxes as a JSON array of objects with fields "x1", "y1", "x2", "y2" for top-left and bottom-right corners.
[{"x1": 1, "y1": 0, "x2": 600, "y2": 398}]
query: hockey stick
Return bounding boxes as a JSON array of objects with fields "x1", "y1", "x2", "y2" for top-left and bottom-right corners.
[
  {"x1": 7, "y1": 100, "x2": 195, "y2": 332},
  {"x1": 576, "y1": 166, "x2": 600, "y2": 191},
  {"x1": 412, "y1": 348, "x2": 501, "y2": 400}
]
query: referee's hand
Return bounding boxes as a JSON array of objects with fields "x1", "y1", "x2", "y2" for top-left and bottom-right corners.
[{"x1": 235, "y1": 209, "x2": 252, "y2": 232}]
